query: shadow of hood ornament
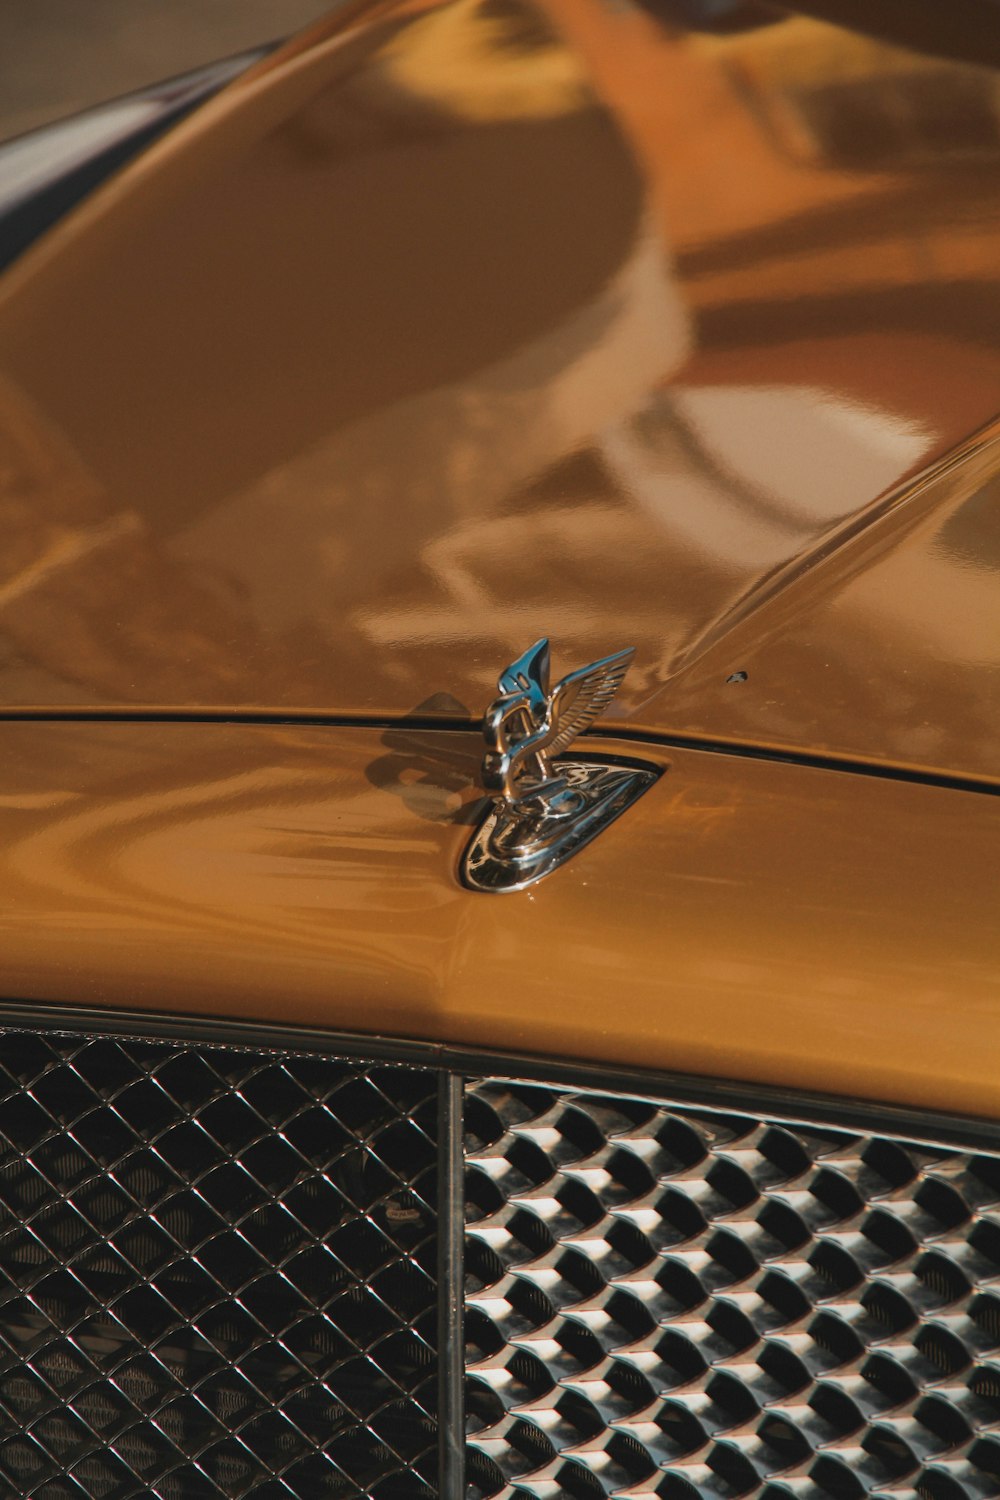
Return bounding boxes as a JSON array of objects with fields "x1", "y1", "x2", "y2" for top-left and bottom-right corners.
[{"x1": 461, "y1": 638, "x2": 659, "y2": 893}]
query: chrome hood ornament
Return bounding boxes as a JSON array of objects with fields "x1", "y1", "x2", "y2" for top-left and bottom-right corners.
[{"x1": 462, "y1": 638, "x2": 659, "y2": 893}]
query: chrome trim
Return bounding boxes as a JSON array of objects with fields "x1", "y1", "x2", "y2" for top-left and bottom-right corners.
[
  {"x1": 437, "y1": 1073, "x2": 466, "y2": 1500},
  {"x1": 482, "y1": 637, "x2": 635, "y2": 810},
  {"x1": 466, "y1": 638, "x2": 659, "y2": 890},
  {"x1": 0, "y1": 1002, "x2": 995, "y2": 1152},
  {"x1": 463, "y1": 755, "x2": 659, "y2": 892}
]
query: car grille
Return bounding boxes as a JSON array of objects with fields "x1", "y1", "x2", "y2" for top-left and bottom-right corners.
[
  {"x1": 0, "y1": 1030, "x2": 438, "y2": 1499},
  {"x1": 0, "y1": 1021, "x2": 997, "y2": 1500},
  {"x1": 465, "y1": 1082, "x2": 1000, "y2": 1500}
]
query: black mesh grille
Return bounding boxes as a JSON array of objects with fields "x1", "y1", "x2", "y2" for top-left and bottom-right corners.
[
  {"x1": 1, "y1": 1027, "x2": 998, "y2": 1500},
  {"x1": 465, "y1": 1081, "x2": 1000, "y2": 1500},
  {"x1": 0, "y1": 1030, "x2": 438, "y2": 1499}
]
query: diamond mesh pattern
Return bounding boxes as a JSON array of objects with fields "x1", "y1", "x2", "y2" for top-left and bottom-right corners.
[
  {"x1": 465, "y1": 1082, "x2": 1000, "y2": 1500},
  {"x1": 0, "y1": 1029, "x2": 438, "y2": 1499}
]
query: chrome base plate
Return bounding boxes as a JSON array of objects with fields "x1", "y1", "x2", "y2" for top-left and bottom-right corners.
[{"x1": 461, "y1": 759, "x2": 659, "y2": 893}]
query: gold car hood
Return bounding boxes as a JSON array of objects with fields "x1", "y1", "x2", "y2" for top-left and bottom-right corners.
[
  {"x1": 0, "y1": 0, "x2": 998, "y2": 787},
  {"x1": 0, "y1": 718, "x2": 997, "y2": 1118}
]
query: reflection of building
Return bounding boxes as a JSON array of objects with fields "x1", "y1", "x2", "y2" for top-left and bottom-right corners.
[
  {"x1": 353, "y1": 379, "x2": 933, "y2": 693},
  {"x1": 548, "y1": 5, "x2": 1000, "y2": 354},
  {"x1": 688, "y1": 22, "x2": 1000, "y2": 320},
  {"x1": 732, "y1": 25, "x2": 1000, "y2": 169}
]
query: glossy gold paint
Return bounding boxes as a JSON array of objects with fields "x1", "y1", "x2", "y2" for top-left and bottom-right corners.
[
  {"x1": 0, "y1": 0, "x2": 997, "y2": 1118},
  {"x1": 0, "y1": 719, "x2": 996, "y2": 1118},
  {"x1": 0, "y1": 0, "x2": 998, "y2": 785}
]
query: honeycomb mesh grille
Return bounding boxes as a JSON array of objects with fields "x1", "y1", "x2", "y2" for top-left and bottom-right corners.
[
  {"x1": 464, "y1": 1081, "x2": 1000, "y2": 1500},
  {"x1": 0, "y1": 1029, "x2": 438, "y2": 1499}
]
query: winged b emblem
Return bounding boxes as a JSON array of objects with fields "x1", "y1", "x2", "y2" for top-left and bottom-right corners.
[
  {"x1": 483, "y1": 637, "x2": 634, "y2": 810},
  {"x1": 464, "y1": 637, "x2": 655, "y2": 891}
]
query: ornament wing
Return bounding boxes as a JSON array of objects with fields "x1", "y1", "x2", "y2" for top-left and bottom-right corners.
[
  {"x1": 497, "y1": 637, "x2": 550, "y2": 718},
  {"x1": 546, "y1": 647, "x2": 634, "y2": 758}
]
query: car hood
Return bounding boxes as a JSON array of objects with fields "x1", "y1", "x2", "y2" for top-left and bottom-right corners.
[
  {"x1": 0, "y1": 717, "x2": 997, "y2": 1116},
  {"x1": 0, "y1": 0, "x2": 998, "y2": 787}
]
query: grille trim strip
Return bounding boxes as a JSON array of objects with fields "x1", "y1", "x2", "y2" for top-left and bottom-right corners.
[
  {"x1": 439, "y1": 1073, "x2": 467, "y2": 1500},
  {"x1": 0, "y1": 1001, "x2": 996, "y2": 1154}
]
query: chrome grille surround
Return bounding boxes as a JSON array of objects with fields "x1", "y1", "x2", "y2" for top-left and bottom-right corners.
[
  {"x1": 465, "y1": 1081, "x2": 1000, "y2": 1500},
  {"x1": 0, "y1": 1029, "x2": 438, "y2": 1499}
]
